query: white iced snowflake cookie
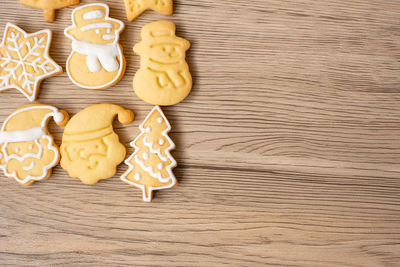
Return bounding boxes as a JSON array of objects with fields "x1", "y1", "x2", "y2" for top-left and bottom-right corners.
[
  {"x1": 0, "y1": 23, "x2": 62, "y2": 101},
  {"x1": 64, "y1": 3, "x2": 126, "y2": 89},
  {"x1": 0, "y1": 104, "x2": 69, "y2": 186},
  {"x1": 121, "y1": 106, "x2": 177, "y2": 202}
]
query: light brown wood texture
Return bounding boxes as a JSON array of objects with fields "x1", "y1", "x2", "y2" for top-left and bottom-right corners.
[{"x1": 0, "y1": 0, "x2": 399, "y2": 266}]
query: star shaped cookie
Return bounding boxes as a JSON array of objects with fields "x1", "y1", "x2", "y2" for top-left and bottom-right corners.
[
  {"x1": 0, "y1": 23, "x2": 62, "y2": 102},
  {"x1": 20, "y1": 0, "x2": 80, "y2": 22},
  {"x1": 124, "y1": 0, "x2": 173, "y2": 22}
]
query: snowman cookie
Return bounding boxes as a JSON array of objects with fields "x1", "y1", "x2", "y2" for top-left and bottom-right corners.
[
  {"x1": 133, "y1": 21, "x2": 192, "y2": 106},
  {"x1": 64, "y1": 3, "x2": 125, "y2": 89},
  {"x1": 0, "y1": 104, "x2": 69, "y2": 186},
  {"x1": 60, "y1": 104, "x2": 134, "y2": 185}
]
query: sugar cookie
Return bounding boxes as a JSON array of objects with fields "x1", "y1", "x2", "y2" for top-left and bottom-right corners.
[
  {"x1": 20, "y1": 0, "x2": 79, "y2": 22},
  {"x1": 121, "y1": 106, "x2": 177, "y2": 202},
  {"x1": 133, "y1": 21, "x2": 192, "y2": 106},
  {"x1": 124, "y1": 0, "x2": 173, "y2": 22},
  {"x1": 0, "y1": 104, "x2": 69, "y2": 186},
  {"x1": 65, "y1": 4, "x2": 126, "y2": 89},
  {"x1": 60, "y1": 104, "x2": 134, "y2": 185},
  {"x1": 0, "y1": 23, "x2": 62, "y2": 102}
]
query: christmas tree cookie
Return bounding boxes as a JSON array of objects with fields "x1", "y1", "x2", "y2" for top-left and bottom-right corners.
[
  {"x1": 0, "y1": 104, "x2": 69, "y2": 186},
  {"x1": 20, "y1": 0, "x2": 80, "y2": 22},
  {"x1": 121, "y1": 106, "x2": 177, "y2": 202},
  {"x1": 61, "y1": 104, "x2": 134, "y2": 185},
  {"x1": 0, "y1": 23, "x2": 62, "y2": 102}
]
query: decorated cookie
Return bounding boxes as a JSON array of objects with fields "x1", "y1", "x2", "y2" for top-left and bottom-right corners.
[
  {"x1": 121, "y1": 106, "x2": 177, "y2": 202},
  {"x1": 65, "y1": 3, "x2": 126, "y2": 89},
  {"x1": 61, "y1": 104, "x2": 134, "y2": 185},
  {"x1": 20, "y1": 0, "x2": 79, "y2": 22},
  {"x1": 124, "y1": 0, "x2": 173, "y2": 22},
  {"x1": 133, "y1": 21, "x2": 192, "y2": 106},
  {"x1": 0, "y1": 23, "x2": 62, "y2": 102},
  {"x1": 0, "y1": 105, "x2": 69, "y2": 186}
]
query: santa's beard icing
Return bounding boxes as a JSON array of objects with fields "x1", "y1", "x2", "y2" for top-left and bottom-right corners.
[{"x1": 0, "y1": 135, "x2": 59, "y2": 184}]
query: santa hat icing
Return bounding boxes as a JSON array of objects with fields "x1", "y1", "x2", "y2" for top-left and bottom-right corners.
[
  {"x1": 63, "y1": 104, "x2": 134, "y2": 142},
  {"x1": 0, "y1": 105, "x2": 68, "y2": 144}
]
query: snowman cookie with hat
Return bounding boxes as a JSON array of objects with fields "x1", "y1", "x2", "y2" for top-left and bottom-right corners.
[
  {"x1": 65, "y1": 3, "x2": 125, "y2": 89},
  {"x1": 0, "y1": 105, "x2": 69, "y2": 185}
]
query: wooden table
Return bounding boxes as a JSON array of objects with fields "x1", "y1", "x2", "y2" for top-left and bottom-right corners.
[{"x1": 1, "y1": 0, "x2": 399, "y2": 266}]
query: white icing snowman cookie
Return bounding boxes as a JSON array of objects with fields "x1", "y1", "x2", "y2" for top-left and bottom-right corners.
[{"x1": 64, "y1": 3, "x2": 125, "y2": 89}]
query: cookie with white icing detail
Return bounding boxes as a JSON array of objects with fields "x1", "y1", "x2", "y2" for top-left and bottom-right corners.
[
  {"x1": 0, "y1": 104, "x2": 69, "y2": 186},
  {"x1": 0, "y1": 23, "x2": 62, "y2": 102},
  {"x1": 121, "y1": 106, "x2": 177, "y2": 202},
  {"x1": 64, "y1": 3, "x2": 125, "y2": 89}
]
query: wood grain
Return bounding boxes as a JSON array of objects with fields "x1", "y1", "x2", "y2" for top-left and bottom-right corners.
[{"x1": 1, "y1": 0, "x2": 400, "y2": 266}]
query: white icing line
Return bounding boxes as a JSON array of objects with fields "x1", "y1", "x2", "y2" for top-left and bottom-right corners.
[
  {"x1": 81, "y1": 22, "x2": 113, "y2": 31},
  {"x1": 83, "y1": 10, "x2": 105, "y2": 20},
  {"x1": 102, "y1": 34, "x2": 115, "y2": 40},
  {"x1": 0, "y1": 127, "x2": 46, "y2": 143},
  {"x1": 64, "y1": 3, "x2": 125, "y2": 89},
  {"x1": 143, "y1": 136, "x2": 168, "y2": 161},
  {"x1": 22, "y1": 161, "x2": 35, "y2": 171},
  {"x1": 0, "y1": 23, "x2": 62, "y2": 102}
]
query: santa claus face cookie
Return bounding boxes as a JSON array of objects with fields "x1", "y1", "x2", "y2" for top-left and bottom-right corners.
[
  {"x1": 0, "y1": 104, "x2": 69, "y2": 186},
  {"x1": 60, "y1": 104, "x2": 134, "y2": 185},
  {"x1": 133, "y1": 21, "x2": 192, "y2": 106},
  {"x1": 64, "y1": 3, "x2": 125, "y2": 89}
]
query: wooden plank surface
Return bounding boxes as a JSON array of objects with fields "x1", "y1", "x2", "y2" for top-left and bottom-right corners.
[{"x1": 1, "y1": 0, "x2": 400, "y2": 266}]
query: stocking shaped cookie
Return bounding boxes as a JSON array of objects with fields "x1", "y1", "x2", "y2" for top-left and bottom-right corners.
[
  {"x1": 124, "y1": 0, "x2": 173, "y2": 22},
  {"x1": 60, "y1": 104, "x2": 134, "y2": 184},
  {"x1": 20, "y1": 0, "x2": 79, "y2": 22},
  {"x1": 121, "y1": 106, "x2": 177, "y2": 202},
  {"x1": 133, "y1": 21, "x2": 192, "y2": 106},
  {"x1": 0, "y1": 104, "x2": 69, "y2": 185},
  {"x1": 65, "y1": 4, "x2": 125, "y2": 89}
]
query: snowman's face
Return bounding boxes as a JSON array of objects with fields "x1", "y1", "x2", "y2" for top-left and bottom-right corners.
[
  {"x1": 149, "y1": 43, "x2": 184, "y2": 63},
  {"x1": 67, "y1": 21, "x2": 122, "y2": 44}
]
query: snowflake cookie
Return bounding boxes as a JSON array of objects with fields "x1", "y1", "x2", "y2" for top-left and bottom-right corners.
[{"x1": 0, "y1": 23, "x2": 62, "y2": 102}]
